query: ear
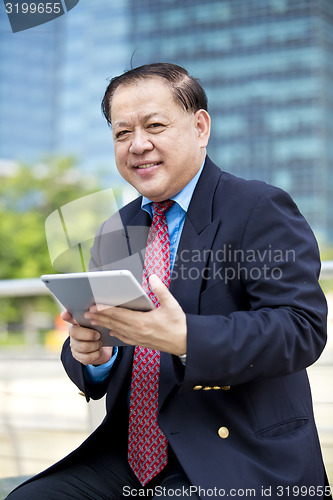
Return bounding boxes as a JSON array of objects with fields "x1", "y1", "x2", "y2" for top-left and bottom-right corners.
[{"x1": 194, "y1": 109, "x2": 211, "y2": 147}]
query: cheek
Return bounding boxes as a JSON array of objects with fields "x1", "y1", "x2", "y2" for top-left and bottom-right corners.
[{"x1": 114, "y1": 145, "x2": 128, "y2": 167}]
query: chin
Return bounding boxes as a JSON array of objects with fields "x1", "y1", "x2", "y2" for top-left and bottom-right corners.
[{"x1": 137, "y1": 185, "x2": 168, "y2": 201}]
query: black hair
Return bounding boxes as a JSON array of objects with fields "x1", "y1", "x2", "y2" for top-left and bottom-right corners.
[{"x1": 101, "y1": 62, "x2": 208, "y2": 127}]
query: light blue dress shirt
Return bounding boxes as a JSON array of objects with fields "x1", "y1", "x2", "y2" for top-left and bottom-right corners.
[{"x1": 84, "y1": 162, "x2": 205, "y2": 384}]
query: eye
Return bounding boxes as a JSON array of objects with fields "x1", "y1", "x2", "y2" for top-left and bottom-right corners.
[
  {"x1": 115, "y1": 129, "x2": 131, "y2": 140},
  {"x1": 148, "y1": 122, "x2": 165, "y2": 131}
]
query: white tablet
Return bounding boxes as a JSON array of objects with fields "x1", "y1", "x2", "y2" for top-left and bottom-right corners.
[{"x1": 41, "y1": 270, "x2": 154, "y2": 346}]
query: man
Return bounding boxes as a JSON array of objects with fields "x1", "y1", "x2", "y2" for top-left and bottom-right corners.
[{"x1": 7, "y1": 63, "x2": 331, "y2": 499}]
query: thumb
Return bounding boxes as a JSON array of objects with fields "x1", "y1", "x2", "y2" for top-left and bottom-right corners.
[{"x1": 149, "y1": 274, "x2": 175, "y2": 308}]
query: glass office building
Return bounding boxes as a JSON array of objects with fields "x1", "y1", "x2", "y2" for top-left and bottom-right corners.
[
  {"x1": 129, "y1": 0, "x2": 333, "y2": 243},
  {"x1": 54, "y1": 0, "x2": 131, "y2": 176},
  {"x1": 0, "y1": 0, "x2": 131, "y2": 182},
  {"x1": 0, "y1": 0, "x2": 332, "y2": 241},
  {"x1": 0, "y1": 7, "x2": 59, "y2": 162}
]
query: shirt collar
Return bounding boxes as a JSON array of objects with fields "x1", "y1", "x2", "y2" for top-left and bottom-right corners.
[{"x1": 141, "y1": 160, "x2": 205, "y2": 215}]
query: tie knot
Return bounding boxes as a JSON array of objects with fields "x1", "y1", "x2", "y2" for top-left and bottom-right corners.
[{"x1": 152, "y1": 200, "x2": 174, "y2": 216}]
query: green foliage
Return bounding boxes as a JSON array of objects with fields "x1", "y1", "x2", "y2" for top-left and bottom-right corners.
[
  {"x1": 0, "y1": 157, "x2": 103, "y2": 278},
  {"x1": 0, "y1": 157, "x2": 104, "y2": 324},
  {"x1": 318, "y1": 244, "x2": 333, "y2": 294},
  {"x1": 319, "y1": 278, "x2": 333, "y2": 295},
  {"x1": 319, "y1": 244, "x2": 333, "y2": 263}
]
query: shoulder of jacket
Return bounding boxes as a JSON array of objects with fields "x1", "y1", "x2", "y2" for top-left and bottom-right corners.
[
  {"x1": 217, "y1": 170, "x2": 287, "y2": 201},
  {"x1": 96, "y1": 196, "x2": 142, "y2": 234}
]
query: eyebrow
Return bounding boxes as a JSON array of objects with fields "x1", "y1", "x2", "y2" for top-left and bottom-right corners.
[{"x1": 113, "y1": 112, "x2": 167, "y2": 129}]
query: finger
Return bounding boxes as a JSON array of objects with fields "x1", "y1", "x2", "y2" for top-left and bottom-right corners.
[
  {"x1": 70, "y1": 337, "x2": 101, "y2": 355},
  {"x1": 86, "y1": 308, "x2": 147, "y2": 345},
  {"x1": 70, "y1": 347, "x2": 104, "y2": 366},
  {"x1": 61, "y1": 310, "x2": 79, "y2": 326},
  {"x1": 70, "y1": 325, "x2": 101, "y2": 342},
  {"x1": 89, "y1": 304, "x2": 114, "y2": 313},
  {"x1": 86, "y1": 306, "x2": 138, "y2": 329},
  {"x1": 149, "y1": 274, "x2": 177, "y2": 308}
]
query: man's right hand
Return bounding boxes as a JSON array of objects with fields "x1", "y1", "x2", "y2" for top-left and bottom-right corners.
[{"x1": 61, "y1": 311, "x2": 113, "y2": 366}]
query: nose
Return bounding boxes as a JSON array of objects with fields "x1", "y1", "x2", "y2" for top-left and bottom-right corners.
[{"x1": 129, "y1": 129, "x2": 153, "y2": 155}]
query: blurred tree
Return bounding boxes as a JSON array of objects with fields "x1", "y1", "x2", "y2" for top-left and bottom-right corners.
[
  {"x1": 0, "y1": 157, "x2": 104, "y2": 279},
  {"x1": 0, "y1": 157, "x2": 105, "y2": 326}
]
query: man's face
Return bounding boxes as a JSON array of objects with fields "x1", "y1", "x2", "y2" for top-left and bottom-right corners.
[{"x1": 110, "y1": 78, "x2": 210, "y2": 201}]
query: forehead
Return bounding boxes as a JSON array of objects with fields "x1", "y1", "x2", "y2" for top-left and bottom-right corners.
[{"x1": 110, "y1": 78, "x2": 181, "y2": 122}]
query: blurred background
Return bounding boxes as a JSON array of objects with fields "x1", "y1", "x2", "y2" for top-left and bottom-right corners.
[{"x1": 0, "y1": 0, "x2": 332, "y2": 496}]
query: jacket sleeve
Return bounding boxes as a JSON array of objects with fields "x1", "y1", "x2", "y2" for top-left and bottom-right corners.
[
  {"x1": 61, "y1": 337, "x2": 113, "y2": 402},
  {"x1": 182, "y1": 186, "x2": 327, "y2": 389}
]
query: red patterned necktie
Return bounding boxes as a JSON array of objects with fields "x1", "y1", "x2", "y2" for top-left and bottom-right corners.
[{"x1": 128, "y1": 200, "x2": 173, "y2": 486}]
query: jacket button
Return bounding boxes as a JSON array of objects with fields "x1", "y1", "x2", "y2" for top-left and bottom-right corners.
[
  {"x1": 222, "y1": 386, "x2": 231, "y2": 391},
  {"x1": 193, "y1": 385, "x2": 203, "y2": 390},
  {"x1": 203, "y1": 386, "x2": 212, "y2": 390},
  {"x1": 218, "y1": 426, "x2": 229, "y2": 439}
]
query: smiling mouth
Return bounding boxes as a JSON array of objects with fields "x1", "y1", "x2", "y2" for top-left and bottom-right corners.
[{"x1": 135, "y1": 162, "x2": 162, "y2": 169}]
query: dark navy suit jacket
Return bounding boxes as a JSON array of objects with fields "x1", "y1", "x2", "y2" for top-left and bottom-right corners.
[{"x1": 61, "y1": 157, "x2": 329, "y2": 497}]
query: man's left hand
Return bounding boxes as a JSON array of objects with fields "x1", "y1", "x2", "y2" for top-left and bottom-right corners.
[{"x1": 84, "y1": 274, "x2": 187, "y2": 355}]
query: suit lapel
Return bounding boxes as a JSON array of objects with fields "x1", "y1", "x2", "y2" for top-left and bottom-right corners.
[
  {"x1": 170, "y1": 157, "x2": 222, "y2": 311},
  {"x1": 122, "y1": 208, "x2": 150, "y2": 256},
  {"x1": 112, "y1": 204, "x2": 150, "y2": 283},
  {"x1": 169, "y1": 216, "x2": 220, "y2": 313}
]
